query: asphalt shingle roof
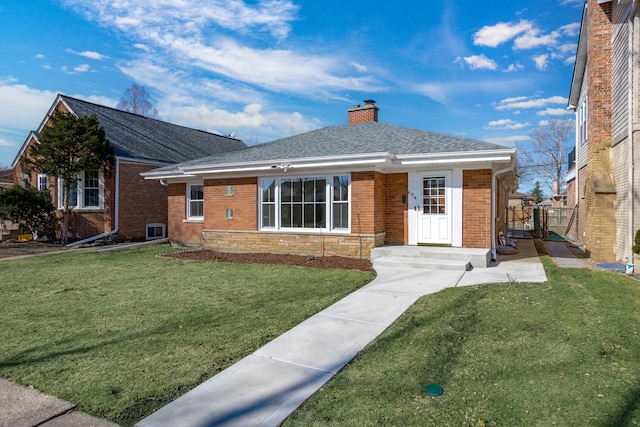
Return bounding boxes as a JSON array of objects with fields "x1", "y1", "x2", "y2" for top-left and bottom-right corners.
[
  {"x1": 151, "y1": 121, "x2": 509, "y2": 174},
  {"x1": 60, "y1": 95, "x2": 246, "y2": 164}
]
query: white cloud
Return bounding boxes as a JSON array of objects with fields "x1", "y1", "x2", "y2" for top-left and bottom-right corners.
[
  {"x1": 539, "y1": 120, "x2": 550, "y2": 126},
  {"x1": 503, "y1": 63, "x2": 524, "y2": 72},
  {"x1": 559, "y1": 22, "x2": 581, "y2": 37},
  {"x1": 514, "y1": 29, "x2": 559, "y2": 50},
  {"x1": 495, "y1": 95, "x2": 567, "y2": 110},
  {"x1": 482, "y1": 135, "x2": 530, "y2": 147},
  {"x1": 462, "y1": 54, "x2": 498, "y2": 70},
  {"x1": 0, "y1": 138, "x2": 16, "y2": 148},
  {"x1": 0, "y1": 78, "x2": 56, "y2": 131},
  {"x1": 350, "y1": 61, "x2": 368, "y2": 72},
  {"x1": 73, "y1": 64, "x2": 91, "y2": 72},
  {"x1": 537, "y1": 107, "x2": 573, "y2": 116},
  {"x1": 533, "y1": 54, "x2": 549, "y2": 70},
  {"x1": 473, "y1": 20, "x2": 533, "y2": 47},
  {"x1": 65, "y1": 1, "x2": 382, "y2": 99},
  {"x1": 66, "y1": 48, "x2": 108, "y2": 60},
  {"x1": 170, "y1": 102, "x2": 313, "y2": 137},
  {"x1": 35, "y1": 54, "x2": 45, "y2": 59},
  {"x1": 485, "y1": 119, "x2": 530, "y2": 130},
  {"x1": 69, "y1": 0, "x2": 300, "y2": 39}
]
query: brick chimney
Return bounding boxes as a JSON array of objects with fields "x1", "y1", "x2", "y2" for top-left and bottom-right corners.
[{"x1": 348, "y1": 99, "x2": 379, "y2": 124}]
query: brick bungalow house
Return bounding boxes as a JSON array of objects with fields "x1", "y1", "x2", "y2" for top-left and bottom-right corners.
[
  {"x1": 143, "y1": 101, "x2": 518, "y2": 262},
  {"x1": 0, "y1": 169, "x2": 20, "y2": 240},
  {"x1": 566, "y1": 0, "x2": 639, "y2": 263},
  {"x1": 12, "y1": 94, "x2": 246, "y2": 243}
]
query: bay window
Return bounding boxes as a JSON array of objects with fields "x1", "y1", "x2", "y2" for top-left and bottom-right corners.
[{"x1": 260, "y1": 175, "x2": 350, "y2": 231}]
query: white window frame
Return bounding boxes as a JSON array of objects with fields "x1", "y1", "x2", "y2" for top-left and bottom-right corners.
[
  {"x1": 37, "y1": 174, "x2": 48, "y2": 191},
  {"x1": 186, "y1": 183, "x2": 204, "y2": 220},
  {"x1": 258, "y1": 174, "x2": 351, "y2": 233},
  {"x1": 579, "y1": 97, "x2": 588, "y2": 146},
  {"x1": 57, "y1": 171, "x2": 104, "y2": 210},
  {"x1": 146, "y1": 223, "x2": 166, "y2": 240}
]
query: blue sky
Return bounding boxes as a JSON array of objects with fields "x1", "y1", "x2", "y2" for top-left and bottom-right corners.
[{"x1": 0, "y1": 0, "x2": 583, "y2": 191}]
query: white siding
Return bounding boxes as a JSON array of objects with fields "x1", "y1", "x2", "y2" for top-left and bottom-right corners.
[{"x1": 611, "y1": 1, "x2": 631, "y2": 144}]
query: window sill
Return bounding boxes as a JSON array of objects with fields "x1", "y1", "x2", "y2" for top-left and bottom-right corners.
[
  {"x1": 183, "y1": 219, "x2": 204, "y2": 223},
  {"x1": 58, "y1": 208, "x2": 104, "y2": 212}
]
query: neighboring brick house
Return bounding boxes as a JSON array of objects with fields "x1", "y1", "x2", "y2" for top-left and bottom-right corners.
[
  {"x1": 12, "y1": 94, "x2": 246, "y2": 243},
  {"x1": 566, "y1": 0, "x2": 639, "y2": 263},
  {"x1": 143, "y1": 100, "x2": 517, "y2": 262},
  {"x1": 0, "y1": 169, "x2": 20, "y2": 240}
]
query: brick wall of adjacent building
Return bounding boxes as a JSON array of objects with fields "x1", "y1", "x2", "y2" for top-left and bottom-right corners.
[
  {"x1": 583, "y1": 0, "x2": 617, "y2": 262},
  {"x1": 118, "y1": 162, "x2": 168, "y2": 240},
  {"x1": 584, "y1": 141, "x2": 617, "y2": 261},
  {"x1": 462, "y1": 169, "x2": 492, "y2": 248}
]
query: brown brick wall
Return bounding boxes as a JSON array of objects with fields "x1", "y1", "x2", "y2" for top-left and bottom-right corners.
[
  {"x1": 168, "y1": 183, "x2": 203, "y2": 245},
  {"x1": 384, "y1": 173, "x2": 408, "y2": 245},
  {"x1": 351, "y1": 171, "x2": 377, "y2": 234},
  {"x1": 587, "y1": 0, "x2": 612, "y2": 152},
  {"x1": 203, "y1": 177, "x2": 258, "y2": 230},
  {"x1": 463, "y1": 169, "x2": 492, "y2": 248},
  {"x1": 118, "y1": 163, "x2": 168, "y2": 240}
]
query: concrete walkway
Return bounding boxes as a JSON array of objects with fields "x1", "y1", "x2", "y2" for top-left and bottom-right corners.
[
  {"x1": 543, "y1": 240, "x2": 590, "y2": 269},
  {"x1": 137, "y1": 238, "x2": 547, "y2": 427}
]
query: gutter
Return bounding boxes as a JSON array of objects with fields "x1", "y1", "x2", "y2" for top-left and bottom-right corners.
[
  {"x1": 629, "y1": 0, "x2": 639, "y2": 264},
  {"x1": 67, "y1": 159, "x2": 120, "y2": 248},
  {"x1": 491, "y1": 154, "x2": 517, "y2": 261}
]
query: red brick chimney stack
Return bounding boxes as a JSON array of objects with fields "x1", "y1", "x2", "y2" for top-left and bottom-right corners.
[{"x1": 348, "y1": 99, "x2": 379, "y2": 124}]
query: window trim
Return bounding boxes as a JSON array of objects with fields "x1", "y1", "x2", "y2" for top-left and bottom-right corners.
[
  {"x1": 37, "y1": 174, "x2": 48, "y2": 191},
  {"x1": 258, "y1": 174, "x2": 351, "y2": 233},
  {"x1": 146, "y1": 223, "x2": 166, "y2": 240},
  {"x1": 186, "y1": 183, "x2": 205, "y2": 220},
  {"x1": 57, "y1": 170, "x2": 104, "y2": 210}
]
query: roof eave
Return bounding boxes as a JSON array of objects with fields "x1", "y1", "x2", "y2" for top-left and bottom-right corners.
[{"x1": 568, "y1": 3, "x2": 588, "y2": 109}]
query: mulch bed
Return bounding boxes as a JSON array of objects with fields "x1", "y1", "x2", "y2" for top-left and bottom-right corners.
[{"x1": 160, "y1": 249, "x2": 375, "y2": 272}]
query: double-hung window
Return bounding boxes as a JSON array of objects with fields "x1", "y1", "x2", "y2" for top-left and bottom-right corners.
[
  {"x1": 57, "y1": 171, "x2": 102, "y2": 209},
  {"x1": 260, "y1": 174, "x2": 350, "y2": 232},
  {"x1": 187, "y1": 184, "x2": 204, "y2": 220},
  {"x1": 37, "y1": 174, "x2": 48, "y2": 191}
]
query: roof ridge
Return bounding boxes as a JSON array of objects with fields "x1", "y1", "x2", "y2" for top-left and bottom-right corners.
[{"x1": 60, "y1": 94, "x2": 242, "y2": 142}]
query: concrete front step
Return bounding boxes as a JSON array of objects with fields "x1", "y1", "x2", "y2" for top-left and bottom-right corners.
[
  {"x1": 373, "y1": 255, "x2": 471, "y2": 271},
  {"x1": 371, "y1": 245, "x2": 491, "y2": 269}
]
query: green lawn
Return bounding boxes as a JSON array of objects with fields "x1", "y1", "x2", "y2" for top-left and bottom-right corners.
[
  {"x1": 285, "y1": 257, "x2": 640, "y2": 427},
  {"x1": 0, "y1": 245, "x2": 374, "y2": 426}
]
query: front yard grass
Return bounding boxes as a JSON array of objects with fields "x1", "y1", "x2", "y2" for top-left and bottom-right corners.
[
  {"x1": 285, "y1": 257, "x2": 640, "y2": 427},
  {"x1": 0, "y1": 245, "x2": 374, "y2": 426}
]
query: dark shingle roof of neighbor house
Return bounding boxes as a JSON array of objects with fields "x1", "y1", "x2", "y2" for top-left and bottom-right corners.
[
  {"x1": 0, "y1": 169, "x2": 13, "y2": 186},
  {"x1": 150, "y1": 121, "x2": 510, "y2": 174},
  {"x1": 60, "y1": 95, "x2": 246, "y2": 164}
]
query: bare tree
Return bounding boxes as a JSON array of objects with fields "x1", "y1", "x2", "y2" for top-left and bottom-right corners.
[
  {"x1": 518, "y1": 119, "x2": 573, "y2": 195},
  {"x1": 116, "y1": 84, "x2": 159, "y2": 118}
]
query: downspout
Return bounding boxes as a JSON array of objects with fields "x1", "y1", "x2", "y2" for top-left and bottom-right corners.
[
  {"x1": 67, "y1": 158, "x2": 120, "y2": 248},
  {"x1": 491, "y1": 153, "x2": 517, "y2": 261},
  {"x1": 628, "y1": 1, "x2": 639, "y2": 264}
]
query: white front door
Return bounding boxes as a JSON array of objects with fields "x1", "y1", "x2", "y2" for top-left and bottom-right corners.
[{"x1": 417, "y1": 172, "x2": 452, "y2": 245}]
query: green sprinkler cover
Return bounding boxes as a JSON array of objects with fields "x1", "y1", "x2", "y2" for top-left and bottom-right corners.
[{"x1": 425, "y1": 383, "x2": 444, "y2": 396}]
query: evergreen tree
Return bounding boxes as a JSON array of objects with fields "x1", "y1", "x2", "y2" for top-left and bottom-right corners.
[
  {"x1": 531, "y1": 181, "x2": 544, "y2": 204},
  {"x1": 26, "y1": 112, "x2": 115, "y2": 243}
]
